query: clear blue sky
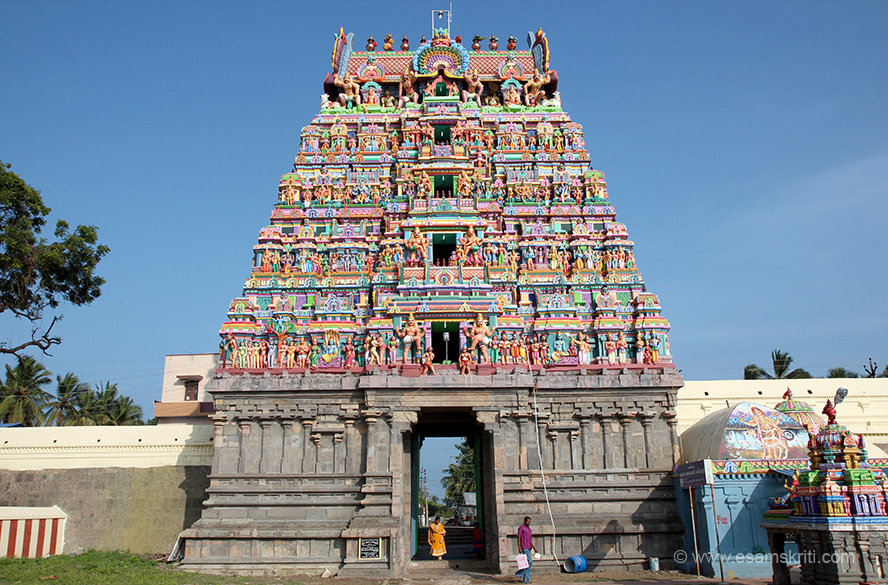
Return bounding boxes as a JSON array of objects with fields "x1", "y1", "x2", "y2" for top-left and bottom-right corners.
[{"x1": 3, "y1": 0, "x2": 887, "y2": 433}]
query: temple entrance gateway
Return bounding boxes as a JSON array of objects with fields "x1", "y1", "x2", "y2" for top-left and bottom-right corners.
[
  {"x1": 410, "y1": 410, "x2": 488, "y2": 565},
  {"x1": 182, "y1": 24, "x2": 684, "y2": 578}
]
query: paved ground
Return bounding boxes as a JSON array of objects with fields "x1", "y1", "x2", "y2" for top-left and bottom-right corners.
[{"x1": 348, "y1": 566, "x2": 771, "y2": 585}]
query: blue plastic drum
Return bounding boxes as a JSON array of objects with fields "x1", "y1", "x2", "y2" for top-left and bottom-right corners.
[{"x1": 563, "y1": 555, "x2": 588, "y2": 573}]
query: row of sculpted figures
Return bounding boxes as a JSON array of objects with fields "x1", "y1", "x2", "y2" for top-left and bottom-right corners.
[
  {"x1": 219, "y1": 315, "x2": 668, "y2": 371},
  {"x1": 326, "y1": 67, "x2": 558, "y2": 111}
]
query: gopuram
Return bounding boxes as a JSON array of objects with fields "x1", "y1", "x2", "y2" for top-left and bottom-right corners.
[{"x1": 181, "y1": 26, "x2": 684, "y2": 576}]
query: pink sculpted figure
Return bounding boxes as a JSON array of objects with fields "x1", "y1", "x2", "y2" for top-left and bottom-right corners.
[
  {"x1": 398, "y1": 314, "x2": 424, "y2": 364},
  {"x1": 463, "y1": 313, "x2": 494, "y2": 363},
  {"x1": 344, "y1": 337, "x2": 356, "y2": 367}
]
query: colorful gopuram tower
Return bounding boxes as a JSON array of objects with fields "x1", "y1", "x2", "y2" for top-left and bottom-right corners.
[{"x1": 182, "y1": 27, "x2": 684, "y2": 577}]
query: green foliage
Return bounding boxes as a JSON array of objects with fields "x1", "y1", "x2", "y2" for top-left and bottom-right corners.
[
  {"x1": 744, "y1": 349, "x2": 812, "y2": 380},
  {"x1": 0, "y1": 356, "x2": 52, "y2": 425},
  {"x1": 44, "y1": 372, "x2": 89, "y2": 426},
  {"x1": 441, "y1": 437, "x2": 476, "y2": 510},
  {"x1": 0, "y1": 160, "x2": 109, "y2": 357},
  {"x1": 420, "y1": 493, "x2": 449, "y2": 519},
  {"x1": 0, "y1": 358, "x2": 142, "y2": 426},
  {"x1": 0, "y1": 549, "x2": 357, "y2": 585},
  {"x1": 826, "y1": 367, "x2": 860, "y2": 378}
]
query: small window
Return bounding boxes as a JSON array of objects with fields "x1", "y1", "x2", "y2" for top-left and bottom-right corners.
[{"x1": 184, "y1": 379, "x2": 199, "y2": 401}]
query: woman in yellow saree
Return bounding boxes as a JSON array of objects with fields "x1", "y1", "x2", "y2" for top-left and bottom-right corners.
[{"x1": 428, "y1": 516, "x2": 447, "y2": 560}]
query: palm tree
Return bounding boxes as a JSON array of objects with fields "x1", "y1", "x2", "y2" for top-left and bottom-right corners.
[
  {"x1": 44, "y1": 373, "x2": 89, "y2": 426},
  {"x1": 106, "y1": 394, "x2": 143, "y2": 425},
  {"x1": 95, "y1": 381, "x2": 119, "y2": 418},
  {"x1": 69, "y1": 387, "x2": 104, "y2": 426},
  {"x1": 441, "y1": 438, "x2": 476, "y2": 510},
  {"x1": 744, "y1": 349, "x2": 812, "y2": 380},
  {"x1": 0, "y1": 357, "x2": 52, "y2": 426},
  {"x1": 826, "y1": 367, "x2": 860, "y2": 379}
]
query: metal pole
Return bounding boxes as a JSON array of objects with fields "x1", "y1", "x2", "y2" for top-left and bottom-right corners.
[
  {"x1": 709, "y1": 483, "x2": 725, "y2": 581},
  {"x1": 688, "y1": 486, "x2": 701, "y2": 576}
]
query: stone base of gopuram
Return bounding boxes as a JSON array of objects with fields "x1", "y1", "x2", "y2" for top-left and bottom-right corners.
[{"x1": 179, "y1": 367, "x2": 685, "y2": 577}]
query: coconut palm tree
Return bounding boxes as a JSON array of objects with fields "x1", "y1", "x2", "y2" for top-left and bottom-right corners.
[
  {"x1": 826, "y1": 367, "x2": 860, "y2": 379},
  {"x1": 69, "y1": 386, "x2": 104, "y2": 426},
  {"x1": 106, "y1": 394, "x2": 143, "y2": 425},
  {"x1": 0, "y1": 356, "x2": 52, "y2": 426},
  {"x1": 441, "y1": 438, "x2": 476, "y2": 510},
  {"x1": 44, "y1": 372, "x2": 89, "y2": 426},
  {"x1": 744, "y1": 349, "x2": 812, "y2": 380}
]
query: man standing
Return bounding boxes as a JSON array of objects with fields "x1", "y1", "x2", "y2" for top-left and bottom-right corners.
[{"x1": 516, "y1": 516, "x2": 537, "y2": 583}]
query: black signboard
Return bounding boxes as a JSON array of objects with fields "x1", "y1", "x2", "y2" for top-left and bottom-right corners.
[{"x1": 359, "y1": 537, "x2": 381, "y2": 560}]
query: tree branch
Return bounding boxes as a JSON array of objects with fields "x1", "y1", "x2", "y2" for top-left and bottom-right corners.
[{"x1": 0, "y1": 315, "x2": 62, "y2": 358}]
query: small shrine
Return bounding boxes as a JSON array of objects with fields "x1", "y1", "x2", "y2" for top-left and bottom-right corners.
[
  {"x1": 675, "y1": 393, "x2": 888, "y2": 579},
  {"x1": 763, "y1": 401, "x2": 888, "y2": 585}
]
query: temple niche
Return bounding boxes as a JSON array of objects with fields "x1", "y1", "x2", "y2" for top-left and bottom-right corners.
[{"x1": 181, "y1": 26, "x2": 684, "y2": 577}]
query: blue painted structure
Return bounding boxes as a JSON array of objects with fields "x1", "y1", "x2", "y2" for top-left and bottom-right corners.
[{"x1": 674, "y1": 462, "x2": 800, "y2": 579}]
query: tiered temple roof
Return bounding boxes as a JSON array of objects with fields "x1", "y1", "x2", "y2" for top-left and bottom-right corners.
[{"x1": 217, "y1": 27, "x2": 673, "y2": 374}]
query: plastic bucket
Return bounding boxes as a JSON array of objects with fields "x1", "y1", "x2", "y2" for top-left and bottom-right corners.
[
  {"x1": 563, "y1": 555, "x2": 588, "y2": 573},
  {"x1": 648, "y1": 557, "x2": 660, "y2": 571}
]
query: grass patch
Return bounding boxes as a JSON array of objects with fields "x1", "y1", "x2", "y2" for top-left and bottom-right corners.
[{"x1": 0, "y1": 550, "x2": 338, "y2": 585}]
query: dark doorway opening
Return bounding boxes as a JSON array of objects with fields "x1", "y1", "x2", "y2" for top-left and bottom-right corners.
[
  {"x1": 435, "y1": 174, "x2": 454, "y2": 198},
  {"x1": 435, "y1": 125, "x2": 451, "y2": 143},
  {"x1": 431, "y1": 232, "x2": 457, "y2": 265},
  {"x1": 431, "y1": 321, "x2": 460, "y2": 365}
]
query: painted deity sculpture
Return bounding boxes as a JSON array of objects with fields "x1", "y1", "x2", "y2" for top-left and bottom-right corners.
[
  {"x1": 398, "y1": 314, "x2": 424, "y2": 364},
  {"x1": 463, "y1": 313, "x2": 494, "y2": 363}
]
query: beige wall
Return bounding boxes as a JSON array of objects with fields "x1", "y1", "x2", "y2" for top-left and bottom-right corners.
[
  {"x1": 0, "y1": 424, "x2": 213, "y2": 470},
  {"x1": 0, "y1": 425, "x2": 213, "y2": 554},
  {"x1": 160, "y1": 353, "x2": 218, "y2": 404},
  {"x1": 678, "y1": 378, "x2": 888, "y2": 449}
]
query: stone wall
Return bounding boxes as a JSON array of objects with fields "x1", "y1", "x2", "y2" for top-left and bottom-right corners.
[
  {"x1": 181, "y1": 367, "x2": 684, "y2": 576},
  {"x1": 0, "y1": 425, "x2": 213, "y2": 554},
  {"x1": 0, "y1": 466, "x2": 209, "y2": 554}
]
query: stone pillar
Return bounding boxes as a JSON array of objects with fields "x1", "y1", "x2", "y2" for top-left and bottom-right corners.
[
  {"x1": 390, "y1": 412, "x2": 417, "y2": 532},
  {"x1": 259, "y1": 418, "x2": 275, "y2": 474},
  {"x1": 300, "y1": 417, "x2": 316, "y2": 473},
  {"x1": 280, "y1": 417, "x2": 297, "y2": 474},
  {"x1": 569, "y1": 429, "x2": 581, "y2": 470},
  {"x1": 211, "y1": 412, "x2": 235, "y2": 475},
  {"x1": 664, "y1": 410, "x2": 680, "y2": 466},
  {"x1": 547, "y1": 428, "x2": 561, "y2": 470},
  {"x1": 342, "y1": 415, "x2": 360, "y2": 474},
  {"x1": 237, "y1": 419, "x2": 254, "y2": 474},
  {"x1": 596, "y1": 414, "x2": 610, "y2": 469},
  {"x1": 619, "y1": 413, "x2": 636, "y2": 469},
  {"x1": 765, "y1": 529, "x2": 791, "y2": 585},
  {"x1": 333, "y1": 432, "x2": 345, "y2": 473},
  {"x1": 516, "y1": 413, "x2": 532, "y2": 470},
  {"x1": 579, "y1": 416, "x2": 594, "y2": 469},
  {"x1": 639, "y1": 413, "x2": 654, "y2": 469},
  {"x1": 363, "y1": 410, "x2": 382, "y2": 473}
]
